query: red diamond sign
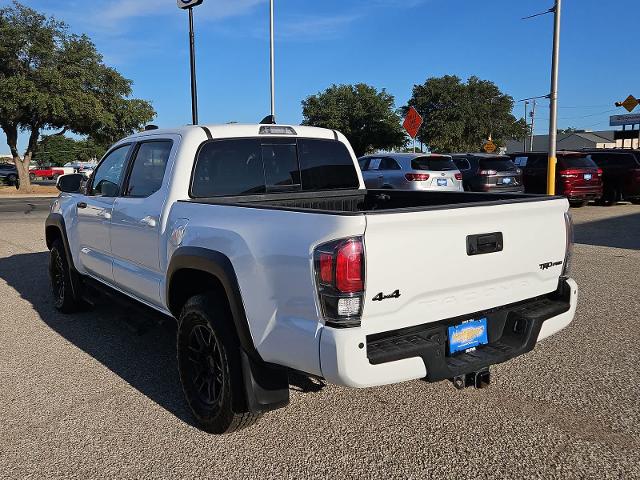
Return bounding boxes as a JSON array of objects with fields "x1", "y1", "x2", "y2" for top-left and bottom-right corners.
[{"x1": 403, "y1": 107, "x2": 423, "y2": 139}]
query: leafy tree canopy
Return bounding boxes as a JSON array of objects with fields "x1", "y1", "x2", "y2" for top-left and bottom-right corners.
[
  {"x1": 0, "y1": 1, "x2": 155, "y2": 190},
  {"x1": 32, "y1": 134, "x2": 105, "y2": 166},
  {"x1": 302, "y1": 83, "x2": 407, "y2": 157},
  {"x1": 404, "y1": 75, "x2": 527, "y2": 153}
]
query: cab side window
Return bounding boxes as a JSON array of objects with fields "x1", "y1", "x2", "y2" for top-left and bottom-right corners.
[
  {"x1": 125, "y1": 141, "x2": 173, "y2": 198},
  {"x1": 89, "y1": 145, "x2": 131, "y2": 197}
]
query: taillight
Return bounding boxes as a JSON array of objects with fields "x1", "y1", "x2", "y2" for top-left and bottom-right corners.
[
  {"x1": 478, "y1": 169, "x2": 497, "y2": 175},
  {"x1": 314, "y1": 237, "x2": 365, "y2": 327},
  {"x1": 561, "y1": 211, "x2": 573, "y2": 278},
  {"x1": 597, "y1": 168, "x2": 603, "y2": 177},
  {"x1": 405, "y1": 173, "x2": 430, "y2": 181},
  {"x1": 336, "y1": 240, "x2": 363, "y2": 292},
  {"x1": 558, "y1": 169, "x2": 581, "y2": 178},
  {"x1": 454, "y1": 173, "x2": 462, "y2": 180}
]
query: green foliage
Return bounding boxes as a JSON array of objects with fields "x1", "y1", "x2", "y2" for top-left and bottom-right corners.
[
  {"x1": 302, "y1": 83, "x2": 407, "y2": 157},
  {"x1": 32, "y1": 134, "x2": 105, "y2": 166},
  {"x1": 404, "y1": 75, "x2": 527, "y2": 153},
  {"x1": 0, "y1": 1, "x2": 155, "y2": 189}
]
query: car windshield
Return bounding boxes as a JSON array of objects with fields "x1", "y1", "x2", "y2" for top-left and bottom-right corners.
[
  {"x1": 479, "y1": 158, "x2": 517, "y2": 171},
  {"x1": 559, "y1": 155, "x2": 597, "y2": 168},
  {"x1": 411, "y1": 156, "x2": 456, "y2": 171}
]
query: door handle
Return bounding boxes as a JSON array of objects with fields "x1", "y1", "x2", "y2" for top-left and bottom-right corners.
[
  {"x1": 76, "y1": 202, "x2": 87, "y2": 209},
  {"x1": 140, "y1": 216, "x2": 157, "y2": 228}
]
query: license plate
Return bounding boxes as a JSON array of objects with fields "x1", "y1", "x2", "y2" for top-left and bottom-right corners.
[
  {"x1": 448, "y1": 318, "x2": 488, "y2": 355},
  {"x1": 501, "y1": 177, "x2": 513, "y2": 184},
  {"x1": 584, "y1": 173, "x2": 592, "y2": 180},
  {"x1": 437, "y1": 178, "x2": 447, "y2": 187}
]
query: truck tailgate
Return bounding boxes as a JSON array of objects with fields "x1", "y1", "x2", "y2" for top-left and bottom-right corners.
[{"x1": 362, "y1": 198, "x2": 568, "y2": 334}]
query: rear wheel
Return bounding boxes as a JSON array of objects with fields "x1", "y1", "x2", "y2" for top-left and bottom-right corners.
[
  {"x1": 177, "y1": 294, "x2": 261, "y2": 434},
  {"x1": 7, "y1": 174, "x2": 17, "y2": 186},
  {"x1": 49, "y1": 239, "x2": 84, "y2": 313},
  {"x1": 29, "y1": 173, "x2": 36, "y2": 181}
]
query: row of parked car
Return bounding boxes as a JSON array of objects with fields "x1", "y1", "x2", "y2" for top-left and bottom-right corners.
[
  {"x1": 358, "y1": 149, "x2": 640, "y2": 207},
  {"x1": 0, "y1": 161, "x2": 97, "y2": 187}
]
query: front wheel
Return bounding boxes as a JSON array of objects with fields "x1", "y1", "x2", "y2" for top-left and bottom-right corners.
[
  {"x1": 177, "y1": 294, "x2": 261, "y2": 434},
  {"x1": 29, "y1": 173, "x2": 36, "y2": 181}
]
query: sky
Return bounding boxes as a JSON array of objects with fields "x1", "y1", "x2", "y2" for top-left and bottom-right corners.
[{"x1": 2, "y1": 0, "x2": 638, "y2": 153}]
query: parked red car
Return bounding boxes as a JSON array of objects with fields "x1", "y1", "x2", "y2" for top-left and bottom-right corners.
[
  {"x1": 509, "y1": 151, "x2": 603, "y2": 207},
  {"x1": 29, "y1": 165, "x2": 69, "y2": 181}
]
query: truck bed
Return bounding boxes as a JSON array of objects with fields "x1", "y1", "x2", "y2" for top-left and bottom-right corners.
[{"x1": 182, "y1": 189, "x2": 558, "y2": 215}]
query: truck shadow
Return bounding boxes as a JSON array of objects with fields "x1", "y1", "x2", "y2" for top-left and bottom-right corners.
[
  {"x1": 573, "y1": 211, "x2": 640, "y2": 250},
  {"x1": 0, "y1": 251, "x2": 325, "y2": 427}
]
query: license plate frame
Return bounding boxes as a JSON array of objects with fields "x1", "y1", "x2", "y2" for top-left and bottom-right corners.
[
  {"x1": 447, "y1": 318, "x2": 489, "y2": 355},
  {"x1": 437, "y1": 178, "x2": 447, "y2": 187},
  {"x1": 584, "y1": 173, "x2": 592, "y2": 181},
  {"x1": 498, "y1": 177, "x2": 513, "y2": 185}
]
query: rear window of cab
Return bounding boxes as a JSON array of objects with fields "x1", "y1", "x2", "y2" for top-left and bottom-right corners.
[
  {"x1": 190, "y1": 137, "x2": 360, "y2": 197},
  {"x1": 479, "y1": 158, "x2": 517, "y2": 171}
]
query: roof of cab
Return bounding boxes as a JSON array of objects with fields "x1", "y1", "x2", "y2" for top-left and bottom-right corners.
[{"x1": 123, "y1": 124, "x2": 339, "y2": 142}]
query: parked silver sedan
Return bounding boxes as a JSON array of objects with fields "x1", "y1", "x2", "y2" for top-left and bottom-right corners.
[{"x1": 358, "y1": 153, "x2": 463, "y2": 191}]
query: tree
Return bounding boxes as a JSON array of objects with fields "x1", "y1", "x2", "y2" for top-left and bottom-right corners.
[
  {"x1": 0, "y1": 2, "x2": 155, "y2": 191},
  {"x1": 404, "y1": 75, "x2": 527, "y2": 153},
  {"x1": 557, "y1": 127, "x2": 580, "y2": 134},
  {"x1": 302, "y1": 84, "x2": 407, "y2": 157},
  {"x1": 32, "y1": 134, "x2": 105, "y2": 166}
]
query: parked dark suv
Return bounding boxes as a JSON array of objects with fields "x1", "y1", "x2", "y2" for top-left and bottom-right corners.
[
  {"x1": 0, "y1": 163, "x2": 18, "y2": 186},
  {"x1": 509, "y1": 151, "x2": 603, "y2": 207},
  {"x1": 452, "y1": 153, "x2": 524, "y2": 193},
  {"x1": 580, "y1": 149, "x2": 640, "y2": 205}
]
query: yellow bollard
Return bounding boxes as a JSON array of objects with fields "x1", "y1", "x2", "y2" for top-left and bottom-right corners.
[{"x1": 546, "y1": 156, "x2": 557, "y2": 195}]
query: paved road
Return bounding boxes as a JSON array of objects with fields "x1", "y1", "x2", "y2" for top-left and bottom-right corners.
[{"x1": 0, "y1": 199, "x2": 638, "y2": 479}]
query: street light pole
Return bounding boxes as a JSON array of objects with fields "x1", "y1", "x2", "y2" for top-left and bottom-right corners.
[
  {"x1": 188, "y1": 7, "x2": 198, "y2": 125},
  {"x1": 269, "y1": 0, "x2": 276, "y2": 123},
  {"x1": 547, "y1": 0, "x2": 561, "y2": 195}
]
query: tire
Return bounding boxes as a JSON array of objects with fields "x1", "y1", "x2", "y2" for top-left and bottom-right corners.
[
  {"x1": 7, "y1": 174, "x2": 16, "y2": 186},
  {"x1": 569, "y1": 200, "x2": 588, "y2": 208},
  {"x1": 630, "y1": 199, "x2": 640, "y2": 205},
  {"x1": 53, "y1": 174, "x2": 60, "y2": 181},
  {"x1": 49, "y1": 239, "x2": 84, "y2": 313},
  {"x1": 177, "y1": 294, "x2": 261, "y2": 434},
  {"x1": 29, "y1": 173, "x2": 36, "y2": 181}
]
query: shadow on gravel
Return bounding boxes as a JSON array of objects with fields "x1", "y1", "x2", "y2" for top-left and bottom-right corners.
[
  {"x1": 0, "y1": 251, "x2": 197, "y2": 427},
  {"x1": 573, "y1": 212, "x2": 640, "y2": 250},
  {"x1": 0, "y1": 251, "x2": 326, "y2": 427}
]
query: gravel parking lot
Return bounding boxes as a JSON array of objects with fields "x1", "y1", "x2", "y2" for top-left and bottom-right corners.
[{"x1": 0, "y1": 199, "x2": 638, "y2": 479}]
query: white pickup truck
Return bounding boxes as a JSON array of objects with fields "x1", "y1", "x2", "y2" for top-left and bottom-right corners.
[{"x1": 47, "y1": 124, "x2": 578, "y2": 433}]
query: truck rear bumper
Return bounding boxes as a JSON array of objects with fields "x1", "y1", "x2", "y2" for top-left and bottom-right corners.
[{"x1": 319, "y1": 278, "x2": 577, "y2": 388}]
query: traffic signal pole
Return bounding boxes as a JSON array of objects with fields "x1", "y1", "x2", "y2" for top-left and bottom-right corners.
[{"x1": 546, "y1": 0, "x2": 561, "y2": 195}]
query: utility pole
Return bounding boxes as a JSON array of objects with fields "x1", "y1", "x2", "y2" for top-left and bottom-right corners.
[
  {"x1": 529, "y1": 99, "x2": 537, "y2": 151},
  {"x1": 546, "y1": 0, "x2": 561, "y2": 195},
  {"x1": 523, "y1": 101, "x2": 529, "y2": 152}
]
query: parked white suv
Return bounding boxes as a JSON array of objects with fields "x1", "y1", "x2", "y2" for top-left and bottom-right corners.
[{"x1": 47, "y1": 124, "x2": 578, "y2": 433}]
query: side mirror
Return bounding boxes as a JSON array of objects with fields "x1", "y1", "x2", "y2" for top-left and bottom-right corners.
[{"x1": 56, "y1": 173, "x2": 85, "y2": 193}]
